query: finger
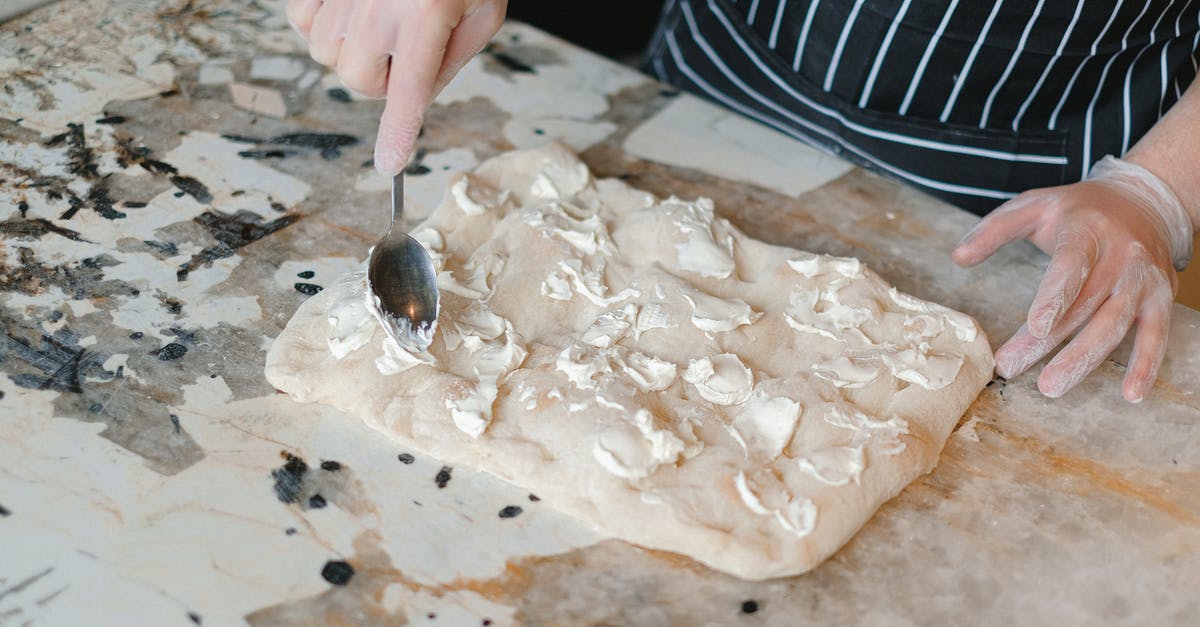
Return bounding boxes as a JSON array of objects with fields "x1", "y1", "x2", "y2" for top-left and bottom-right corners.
[
  {"x1": 431, "y1": 1, "x2": 507, "y2": 97},
  {"x1": 374, "y1": 6, "x2": 459, "y2": 175},
  {"x1": 335, "y1": 4, "x2": 394, "y2": 98},
  {"x1": 994, "y1": 271, "x2": 1112, "y2": 379},
  {"x1": 1037, "y1": 288, "x2": 1139, "y2": 398},
  {"x1": 952, "y1": 191, "x2": 1047, "y2": 267},
  {"x1": 308, "y1": 0, "x2": 351, "y2": 66},
  {"x1": 1122, "y1": 285, "x2": 1173, "y2": 403},
  {"x1": 1026, "y1": 229, "x2": 1099, "y2": 338},
  {"x1": 287, "y1": 0, "x2": 322, "y2": 37}
]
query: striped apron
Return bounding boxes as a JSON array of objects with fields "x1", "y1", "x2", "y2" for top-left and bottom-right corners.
[{"x1": 645, "y1": 0, "x2": 1200, "y2": 214}]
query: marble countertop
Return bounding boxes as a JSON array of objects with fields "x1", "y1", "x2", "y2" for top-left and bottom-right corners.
[{"x1": 1, "y1": 1, "x2": 1197, "y2": 625}]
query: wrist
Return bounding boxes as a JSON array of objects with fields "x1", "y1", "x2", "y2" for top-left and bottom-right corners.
[
  {"x1": 1088, "y1": 155, "x2": 1194, "y2": 271},
  {"x1": 1123, "y1": 151, "x2": 1200, "y2": 235}
]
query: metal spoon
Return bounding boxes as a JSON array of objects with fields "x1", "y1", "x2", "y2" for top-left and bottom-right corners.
[{"x1": 366, "y1": 174, "x2": 440, "y2": 352}]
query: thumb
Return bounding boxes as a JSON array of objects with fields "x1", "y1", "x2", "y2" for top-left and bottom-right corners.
[
  {"x1": 952, "y1": 191, "x2": 1046, "y2": 267},
  {"x1": 374, "y1": 61, "x2": 425, "y2": 176},
  {"x1": 373, "y1": 8, "x2": 457, "y2": 176}
]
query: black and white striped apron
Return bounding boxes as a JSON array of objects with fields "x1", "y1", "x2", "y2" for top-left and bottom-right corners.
[{"x1": 645, "y1": 0, "x2": 1200, "y2": 214}]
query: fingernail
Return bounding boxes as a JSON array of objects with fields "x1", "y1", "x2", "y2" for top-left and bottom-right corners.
[
  {"x1": 955, "y1": 224, "x2": 983, "y2": 250},
  {"x1": 374, "y1": 147, "x2": 403, "y2": 176}
]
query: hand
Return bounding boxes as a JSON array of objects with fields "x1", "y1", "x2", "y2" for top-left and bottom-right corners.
[
  {"x1": 953, "y1": 157, "x2": 1194, "y2": 402},
  {"x1": 287, "y1": 0, "x2": 507, "y2": 174}
]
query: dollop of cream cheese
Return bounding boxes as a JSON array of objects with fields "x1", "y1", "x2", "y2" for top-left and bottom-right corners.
[
  {"x1": 797, "y1": 445, "x2": 865, "y2": 486},
  {"x1": 664, "y1": 197, "x2": 736, "y2": 278},
  {"x1": 681, "y1": 289, "x2": 761, "y2": 333},
  {"x1": 888, "y1": 287, "x2": 978, "y2": 342},
  {"x1": 734, "y1": 470, "x2": 818, "y2": 537},
  {"x1": 729, "y1": 392, "x2": 801, "y2": 460},
  {"x1": 593, "y1": 409, "x2": 686, "y2": 479},
  {"x1": 823, "y1": 404, "x2": 909, "y2": 455},
  {"x1": 683, "y1": 354, "x2": 753, "y2": 405}
]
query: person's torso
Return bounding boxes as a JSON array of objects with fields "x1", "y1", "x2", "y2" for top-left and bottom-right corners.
[{"x1": 646, "y1": 0, "x2": 1200, "y2": 212}]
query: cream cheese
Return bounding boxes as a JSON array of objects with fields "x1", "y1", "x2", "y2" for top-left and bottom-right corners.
[
  {"x1": 888, "y1": 287, "x2": 978, "y2": 342},
  {"x1": 683, "y1": 354, "x2": 753, "y2": 405},
  {"x1": 797, "y1": 445, "x2": 865, "y2": 486},
  {"x1": 542, "y1": 259, "x2": 639, "y2": 306},
  {"x1": 730, "y1": 393, "x2": 801, "y2": 460},
  {"x1": 665, "y1": 197, "x2": 736, "y2": 278},
  {"x1": 823, "y1": 404, "x2": 909, "y2": 455},
  {"x1": 593, "y1": 409, "x2": 686, "y2": 479},
  {"x1": 681, "y1": 289, "x2": 761, "y2": 333},
  {"x1": 448, "y1": 175, "x2": 498, "y2": 216},
  {"x1": 734, "y1": 470, "x2": 818, "y2": 537},
  {"x1": 811, "y1": 355, "x2": 881, "y2": 388},
  {"x1": 613, "y1": 350, "x2": 678, "y2": 392}
]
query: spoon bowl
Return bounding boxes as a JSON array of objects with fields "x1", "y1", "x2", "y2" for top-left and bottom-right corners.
[{"x1": 366, "y1": 175, "x2": 440, "y2": 351}]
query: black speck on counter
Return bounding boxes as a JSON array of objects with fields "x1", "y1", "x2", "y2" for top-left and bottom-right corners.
[
  {"x1": 326, "y1": 87, "x2": 352, "y2": 102},
  {"x1": 490, "y1": 49, "x2": 536, "y2": 73},
  {"x1": 427, "y1": 612, "x2": 437, "y2": 619},
  {"x1": 268, "y1": 132, "x2": 359, "y2": 160},
  {"x1": 320, "y1": 460, "x2": 342, "y2": 471},
  {"x1": 170, "y1": 175, "x2": 213, "y2": 204},
  {"x1": 269, "y1": 201, "x2": 286, "y2": 212},
  {"x1": 294, "y1": 282, "x2": 323, "y2": 296},
  {"x1": 740, "y1": 600, "x2": 759, "y2": 614},
  {"x1": 398, "y1": 453, "x2": 415, "y2": 464},
  {"x1": 173, "y1": 190, "x2": 186, "y2": 198},
  {"x1": 498, "y1": 505, "x2": 523, "y2": 519},
  {"x1": 435, "y1": 466, "x2": 452, "y2": 488},
  {"x1": 482, "y1": 620, "x2": 492, "y2": 626},
  {"x1": 124, "y1": 201, "x2": 147, "y2": 208},
  {"x1": 308, "y1": 494, "x2": 327, "y2": 508},
  {"x1": 321, "y1": 560, "x2": 355, "y2": 586},
  {"x1": 89, "y1": 402, "x2": 104, "y2": 414},
  {"x1": 404, "y1": 163, "x2": 431, "y2": 175},
  {"x1": 297, "y1": 270, "x2": 315, "y2": 279},
  {"x1": 130, "y1": 331, "x2": 144, "y2": 340},
  {"x1": 170, "y1": 413, "x2": 181, "y2": 434},
  {"x1": 178, "y1": 210, "x2": 301, "y2": 281},
  {"x1": 222, "y1": 134, "x2": 265, "y2": 144},
  {"x1": 271, "y1": 452, "x2": 309, "y2": 503},
  {"x1": 187, "y1": 611, "x2": 202, "y2": 624},
  {"x1": 96, "y1": 115, "x2": 126, "y2": 124},
  {"x1": 0, "y1": 504, "x2": 10, "y2": 516},
  {"x1": 285, "y1": 527, "x2": 297, "y2": 535},
  {"x1": 238, "y1": 149, "x2": 294, "y2": 160},
  {"x1": 533, "y1": 128, "x2": 545, "y2": 135},
  {"x1": 528, "y1": 494, "x2": 540, "y2": 502},
  {"x1": 156, "y1": 342, "x2": 187, "y2": 361}
]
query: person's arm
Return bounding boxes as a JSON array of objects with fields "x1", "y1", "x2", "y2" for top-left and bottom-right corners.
[
  {"x1": 953, "y1": 82, "x2": 1200, "y2": 402},
  {"x1": 287, "y1": 0, "x2": 508, "y2": 174}
]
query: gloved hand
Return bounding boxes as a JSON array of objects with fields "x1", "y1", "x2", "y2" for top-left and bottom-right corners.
[
  {"x1": 287, "y1": 0, "x2": 508, "y2": 174},
  {"x1": 953, "y1": 156, "x2": 1195, "y2": 402}
]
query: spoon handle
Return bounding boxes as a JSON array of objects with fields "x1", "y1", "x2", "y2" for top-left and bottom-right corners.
[{"x1": 391, "y1": 174, "x2": 404, "y2": 224}]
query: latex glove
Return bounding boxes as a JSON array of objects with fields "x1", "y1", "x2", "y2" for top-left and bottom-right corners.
[
  {"x1": 953, "y1": 156, "x2": 1195, "y2": 402},
  {"x1": 287, "y1": 0, "x2": 507, "y2": 174}
]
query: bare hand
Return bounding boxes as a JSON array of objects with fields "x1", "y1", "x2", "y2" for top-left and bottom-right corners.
[{"x1": 288, "y1": 0, "x2": 507, "y2": 174}]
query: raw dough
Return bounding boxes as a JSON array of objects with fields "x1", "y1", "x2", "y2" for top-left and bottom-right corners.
[{"x1": 265, "y1": 144, "x2": 994, "y2": 580}]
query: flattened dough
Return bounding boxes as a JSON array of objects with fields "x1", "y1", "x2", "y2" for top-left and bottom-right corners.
[{"x1": 266, "y1": 144, "x2": 994, "y2": 580}]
